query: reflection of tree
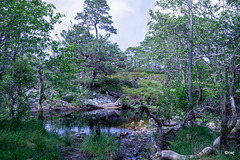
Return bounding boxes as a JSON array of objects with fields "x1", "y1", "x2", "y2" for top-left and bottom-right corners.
[
  {"x1": 45, "y1": 111, "x2": 130, "y2": 135},
  {"x1": 60, "y1": 112, "x2": 89, "y2": 128}
]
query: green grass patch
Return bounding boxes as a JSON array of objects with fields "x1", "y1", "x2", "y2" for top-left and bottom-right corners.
[
  {"x1": 0, "y1": 119, "x2": 63, "y2": 160},
  {"x1": 167, "y1": 125, "x2": 239, "y2": 160},
  {"x1": 167, "y1": 125, "x2": 219, "y2": 155},
  {"x1": 80, "y1": 133, "x2": 120, "y2": 160}
]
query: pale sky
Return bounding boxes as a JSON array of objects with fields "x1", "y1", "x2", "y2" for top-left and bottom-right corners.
[{"x1": 44, "y1": 0, "x2": 156, "y2": 51}]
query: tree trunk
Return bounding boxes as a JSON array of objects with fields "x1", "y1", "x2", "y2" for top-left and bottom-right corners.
[
  {"x1": 91, "y1": 70, "x2": 97, "y2": 88},
  {"x1": 225, "y1": 67, "x2": 229, "y2": 95},
  {"x1": 10, "y1": 102, "x2": 14, "y2": 119},
  {"x1": 220, "y1": 94, "x2": 228, "y2": 149},
  {"x1": 180, "y1": 63, "x2": 185, "y2": 84},
  {"x1": 188, "y1": 0, "x2": 193, "y2": 110},
  {"x1": 37, "y1": 64, "x2": 44, "y2": 119},
  {"x1": 157, "y1": 126, "x2": 165, "y2": 153},
  {"x1": 196, "y1": 67, "x2": 201, "y2": 106},
  {"x1": 8, "y1": 95, "x2": 15, "y2": 119},
  {"x1": 94, "y1": 24, "x2": 98, "y2": 39}
]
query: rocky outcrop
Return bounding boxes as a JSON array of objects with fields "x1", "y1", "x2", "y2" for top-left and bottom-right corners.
[
  {"x1": 84, "y1": 92, "x2": 120, "y2": 110},
  {"x1": 30, "y1": 99, "x2": 83, "y2": 116},
  {"x1": 29, "y1": 92, "x2": 121, "y2": 117}
]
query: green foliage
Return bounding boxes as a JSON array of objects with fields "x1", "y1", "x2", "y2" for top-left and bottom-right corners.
[
  {"x1": 62, "y1": 0, "x2": 125, "y2": 87},
  {"x1": 65, "y1": 87, "x2": 89, "y2": 106},
  {"x1": 61, "y1": 24, "x2": 125, "y2": 88},
  {"x1": 95, "y1": 76, "x2": 131, "y2": 93},
  {"x1": 167, "y1": 125, "x2": 239, "y2": 160},
  {"x1": 0, "y1": 0, "x2": 63, "y2": 119},
  {"x1": 123, "y1": 80, "x2": 163, "y2": 105},
  {"x1": 80, "y1": 133, "x2": 120, "y2": 160},
  {"x1": 0, "y1": 119, "x2": 62, "y2": 160},
  {"x1": 161, "y1": 82, "x2": 190, "y2": 112},
  {"x1": 0, "y1": 59, "x2": 37, "y2": 119},
  {"x1": 1, "y1": 0, "x2": 62, "y2": 61},
  {"x1": 75, "y1": 0, "x2": 117, "y2": 37},
  {"x1": 168, "y1": 125, "x2": 219, "y2": 154},
  {"x1": 111, "y1": 72, "x2": 189, "y2": 116}
]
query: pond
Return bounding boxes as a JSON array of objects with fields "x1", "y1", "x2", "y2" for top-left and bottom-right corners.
[
  {"x1": 44, "y1": 109, "x2": 154, "y2": 160},
  {"x1": 45, "y1": 109, "x2": 134, "y2": 136}
]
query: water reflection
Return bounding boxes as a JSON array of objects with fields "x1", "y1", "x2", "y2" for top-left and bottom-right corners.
[{"x1": 45, "y1": 110, "x2": 132, "y2": 136}]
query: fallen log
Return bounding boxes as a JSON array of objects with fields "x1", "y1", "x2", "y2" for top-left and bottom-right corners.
[{"x1": 154, "y1": 136, "x2": 220, "y2": 160}]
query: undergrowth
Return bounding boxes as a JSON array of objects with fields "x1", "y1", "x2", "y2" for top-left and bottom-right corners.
[
  {"x1": 167, "y1": 125, "x2": 239, "y2": 160},
  {"x1": 0, "y1": 118, "x2": 64, "y2": 160},
  {"x1": 80, "y1": 133, "x2": 120, "y2": 160}
]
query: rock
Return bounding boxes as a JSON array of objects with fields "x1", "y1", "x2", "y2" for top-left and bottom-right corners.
[{"x1": 84, "y1": 93, "x2": 116, "y2": 106}]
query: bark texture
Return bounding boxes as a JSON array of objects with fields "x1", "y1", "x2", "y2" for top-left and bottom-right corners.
[
  {"x1": 37, "y1": 63, "x2": 44, "y2": 119},
  {"x1": 188, "y1": 0, "x2": 193, "y2": 110}
]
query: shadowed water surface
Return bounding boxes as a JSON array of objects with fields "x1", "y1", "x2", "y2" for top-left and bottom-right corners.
[{"x1": 45, "y1": 110, "x2": 133, "y2": 136}]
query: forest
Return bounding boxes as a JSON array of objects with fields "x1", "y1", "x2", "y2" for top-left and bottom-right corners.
[{"x1": 0, "y1": 0, "x2": 239, "y2": 160}]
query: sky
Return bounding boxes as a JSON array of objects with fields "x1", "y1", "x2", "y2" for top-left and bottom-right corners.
[{"x1": 44, "y1": 0, "x2": 156, "y2": 51}]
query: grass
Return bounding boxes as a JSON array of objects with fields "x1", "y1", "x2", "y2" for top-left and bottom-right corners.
[
  {"x1": 80, "y1": 133, "x2": 120, "y2": 160},
  {"x1": 0, "y1": 118, "x2": 64, "y2": 160},
  {"x1": 167, "y1": 125, "x2": 240, "y2": 160}
]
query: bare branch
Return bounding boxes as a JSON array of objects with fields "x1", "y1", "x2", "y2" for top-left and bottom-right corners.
[
  {"x1": 140, "y1": 105, "x2": 162, "y2": 127},
  {"x1": 165, "y1": 111, "x2": 193, "y2": 135}
]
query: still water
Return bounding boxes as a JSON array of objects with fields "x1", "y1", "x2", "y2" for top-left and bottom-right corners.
[{"x1": 45, "y1": 110, "x2": 133, "y2": 136}]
